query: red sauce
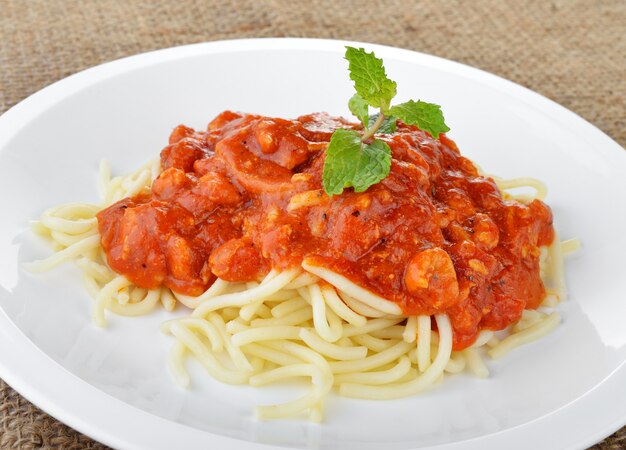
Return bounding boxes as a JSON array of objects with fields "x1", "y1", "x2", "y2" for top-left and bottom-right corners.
[{"x1": 97, "y1": 111, "x2": 554, "y2": 350}]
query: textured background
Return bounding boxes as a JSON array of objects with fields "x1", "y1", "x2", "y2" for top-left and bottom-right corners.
[{"x1": 0, "y1": 0, "x2": 624, "y2": 448}]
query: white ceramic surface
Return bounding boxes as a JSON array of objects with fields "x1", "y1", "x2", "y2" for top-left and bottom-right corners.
[{"x1": 0, "y1": 39, "x2": 625, "y2": 450}]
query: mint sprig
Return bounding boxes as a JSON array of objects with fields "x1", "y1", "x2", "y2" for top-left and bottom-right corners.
[{"x1": 322, "y1": 47, "x2": 450, "y2": 196}]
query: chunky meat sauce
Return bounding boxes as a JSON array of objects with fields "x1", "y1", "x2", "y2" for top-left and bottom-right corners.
[{"x1": 97, "y1": 111, "x2": 554, "y2": 349}]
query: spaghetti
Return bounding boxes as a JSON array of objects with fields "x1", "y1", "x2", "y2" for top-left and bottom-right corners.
[{"x1": 27, "y1": 111, "x2": 579, "y2": 421}]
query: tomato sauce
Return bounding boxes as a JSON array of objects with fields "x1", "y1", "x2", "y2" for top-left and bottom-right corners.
[{"x1": 97, "y1": 111, "x2": 554, "y2": 350}]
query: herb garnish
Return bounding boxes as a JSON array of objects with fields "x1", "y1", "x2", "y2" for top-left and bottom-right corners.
[{"x1": 322, "y1": 47, "x2": 450, "y2": 196}]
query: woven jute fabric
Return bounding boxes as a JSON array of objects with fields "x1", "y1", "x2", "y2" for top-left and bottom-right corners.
[{"x1": 0, "y1": 0, "x2": 624, "y2": 449}]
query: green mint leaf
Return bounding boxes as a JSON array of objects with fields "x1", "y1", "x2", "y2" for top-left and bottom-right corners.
[
  {"x1": 368, "y1": 113, "x2": 397, "y2": 134},
  {"x1": 322, "y1": 129, "x2": 392, "y2": 195},
  {"x1": 348, "y1": 93, "x2": 369, "y2": 128},
  {"x1": 322, "y1": 129, "x2": 363, "y2": 196},
  {"x1": 345, "y1": 47, "x2": 397, "y2": 111},
  {"x1": 352, "y1": 139, "x2": 392, "y2": 192},
  {"x1": 388, "y1": 100, "x2": 450, "y2": 138}
]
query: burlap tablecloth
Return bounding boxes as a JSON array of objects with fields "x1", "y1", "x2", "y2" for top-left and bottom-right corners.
[{"x1": 0, "y1": 1, "x2": 624, "y2": 448}]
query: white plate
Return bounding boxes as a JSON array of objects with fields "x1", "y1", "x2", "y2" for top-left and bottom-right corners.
[{"x1": 0, "y1": 38, "x2": 625, "y2": 450}]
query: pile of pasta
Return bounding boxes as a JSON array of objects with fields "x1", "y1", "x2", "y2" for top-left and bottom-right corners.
[{"x1": 26, "y1": 159, "x2": 580, "y2": 421}]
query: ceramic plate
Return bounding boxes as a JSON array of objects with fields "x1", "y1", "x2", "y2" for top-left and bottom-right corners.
[{"x1": 1, "y1": 39, "x2": 625, "y2": 450}]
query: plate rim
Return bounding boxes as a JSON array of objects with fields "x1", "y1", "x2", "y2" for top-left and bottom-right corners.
[{"x1": 0, "y1": 37, "x2": 625, "y2": 450}]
